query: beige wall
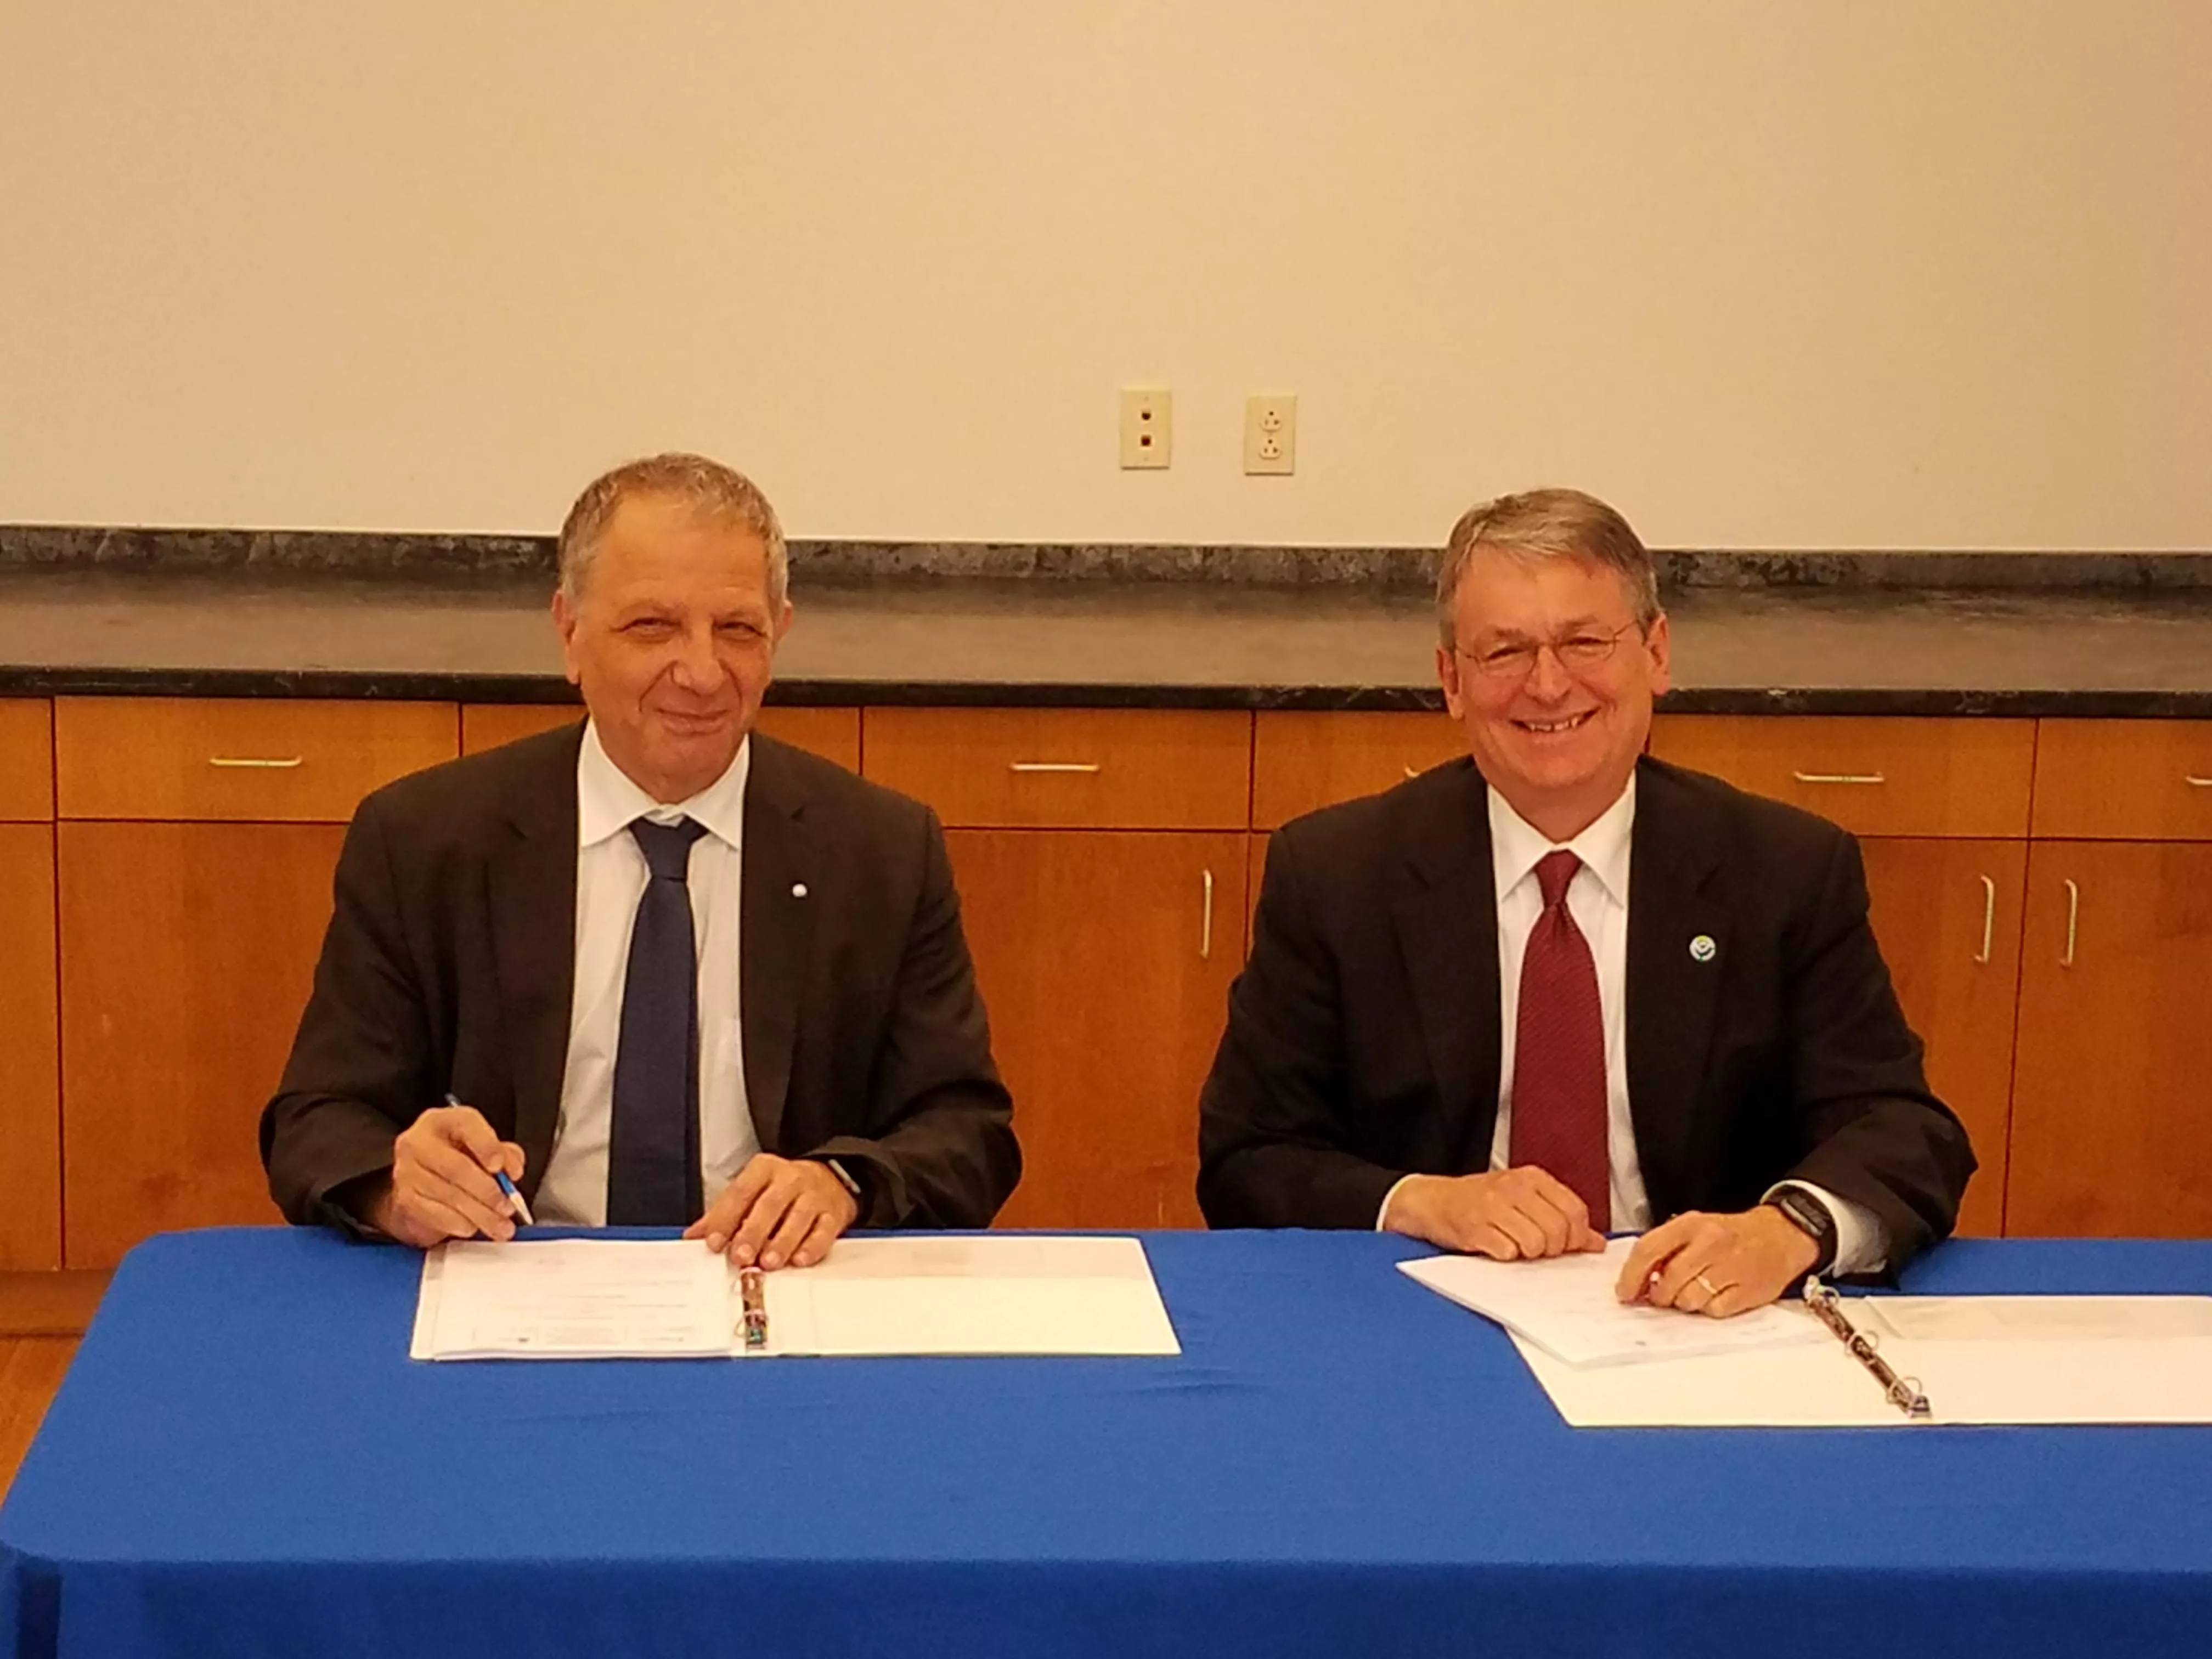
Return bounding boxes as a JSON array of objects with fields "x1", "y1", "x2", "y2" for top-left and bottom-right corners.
[{"x1": 1, "y1": 2, "x2": 2207, "y2": 550}]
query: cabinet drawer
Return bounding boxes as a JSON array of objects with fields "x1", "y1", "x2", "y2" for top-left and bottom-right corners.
[
  {"x1": 0, "y1": 699, "x2": 53, "y2": 820},
  {"x1": 2030, "y1": 719, "x2": 2212, "y2": 840},
  {"x1": 1253, "y1": 710, "x2": 1466, "y2": 830},
  {"x1": 1647, "y1": 716, "x2": 2034, "y2": 838},
  {"x1": 862, "y1": 709, "x2": 1252, "y2": 829},
  {"x1": 56, "y1": 698, "x2": 458, "y2": 822}
]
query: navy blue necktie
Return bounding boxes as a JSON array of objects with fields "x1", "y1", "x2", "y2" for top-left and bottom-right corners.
[{"x1": 606, "y1": 816, "x2": 709, "y2": 1227}]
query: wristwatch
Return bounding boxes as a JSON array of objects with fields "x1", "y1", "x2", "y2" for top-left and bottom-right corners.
[{"x1": 1764, "y1": 1186, "x2": 1839, "y2": 1277}]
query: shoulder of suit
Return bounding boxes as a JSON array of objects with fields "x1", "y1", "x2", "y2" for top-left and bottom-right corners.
[{"x1": 748, "y1": 731, "x2": 930, "y2": 828}]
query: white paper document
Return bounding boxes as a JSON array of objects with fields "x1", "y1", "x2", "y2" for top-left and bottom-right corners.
[
  {"x1": 1400, "y1": 1246, "x2": 2212, "y2": 1426},
  {"x1": 411, "y1": 1235, "x2": 1182, "y2": 1361},
  {"x1": 1398, "y1": 1239, "x2": 1830, "y2": 1367}
]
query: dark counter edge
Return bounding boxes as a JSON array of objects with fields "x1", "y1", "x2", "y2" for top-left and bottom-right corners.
[
  {"x1": 6, "y1": 527, "x2": 2212, "y2": 591},
  {"x1": 6, "y1": 665, "x2": 2210, "y2": 719}
]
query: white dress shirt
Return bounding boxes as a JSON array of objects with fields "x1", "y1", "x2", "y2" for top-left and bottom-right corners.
[
  {"x1": 533, "y1": 723, "x2": 761, "y2": 1226},
  {"x1": 1380, "y1": 776, "x2": 1886, "y2": 1274}
]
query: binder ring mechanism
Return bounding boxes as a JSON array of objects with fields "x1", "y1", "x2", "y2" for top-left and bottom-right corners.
[{"x1": 1803, "y1": 1277, "x2": 1932, "y2": 1421}]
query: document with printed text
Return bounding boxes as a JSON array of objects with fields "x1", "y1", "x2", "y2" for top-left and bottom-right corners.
[{"x1": 411, "y1": 1234, "x2": 1182, "y2": 1361}]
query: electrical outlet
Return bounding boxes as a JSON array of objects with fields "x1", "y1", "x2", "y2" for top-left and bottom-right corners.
[
  {"x1": 1119, "y1": 387, "x2": 1172, "y2": 469},
  {"x1": 1243, "y1": 393, "x2": 1296, "y2": 475}
]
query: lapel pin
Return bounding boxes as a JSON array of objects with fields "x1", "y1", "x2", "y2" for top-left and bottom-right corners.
[
  {"x1": 791, "y1": 883, "x2": 809, "y2": 899},
  {"x1": 1689, "y1": 934, "x2": 1717, "y2": 962}
]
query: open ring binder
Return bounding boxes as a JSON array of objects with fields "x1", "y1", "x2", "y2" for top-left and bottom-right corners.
[{"x1": 1803, "y1": 1277, "x2": 1931, "y2": 1420}]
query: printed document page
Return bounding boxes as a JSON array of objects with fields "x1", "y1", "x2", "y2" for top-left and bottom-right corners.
[
  {"x1": 1399, "y1": 1239, "x2": 1830, "y2": 1367},
  {"x1": 1508, "y1": 1293, "x2": 2212, "y2": 1427},
  {"x1": 413, "y1": 1235, "x2": 1181, "y2": 1361}
]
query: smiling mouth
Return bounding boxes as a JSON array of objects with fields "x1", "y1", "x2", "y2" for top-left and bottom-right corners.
[{"x1": 1514, "y1": 710, "x2": 1596, "y2": 735}]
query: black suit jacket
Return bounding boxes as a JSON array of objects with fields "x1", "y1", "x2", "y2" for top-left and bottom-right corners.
[
  {"x1": 262, "y1": 724, "x2": 1018, "y2": 1232},
  {"x1": 1198, "y1": 754, "x2": 1973, "y2": 1266}
]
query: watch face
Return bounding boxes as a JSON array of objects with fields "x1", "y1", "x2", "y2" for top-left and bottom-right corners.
[{"x1": 1775, "y1": 1190, "x2": 1834, "y2": 1242}]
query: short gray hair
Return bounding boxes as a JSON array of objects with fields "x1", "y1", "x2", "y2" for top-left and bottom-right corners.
[
  {"x1": 556, "y1": 453, "x2": 788, "y2": 612},
  {"x1": 1435, "y1": 487, "x2": 1661, "y2": 651}
]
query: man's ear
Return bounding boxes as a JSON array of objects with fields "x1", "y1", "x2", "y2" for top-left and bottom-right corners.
[
  {"x1": 551, "y1": 588, "x2": 584, "y2": 686},
  {"x1": 1437, "y1": 643, "x2": 1467, "y2": 722},
  {"x1": 1644, "y1": 612, "x2": 1671, "y2": 696}
]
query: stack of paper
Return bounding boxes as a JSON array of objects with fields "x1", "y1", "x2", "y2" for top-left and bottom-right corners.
[{"x1": 411, "y1": 1234, "x2": 1182, "y2": 1361}]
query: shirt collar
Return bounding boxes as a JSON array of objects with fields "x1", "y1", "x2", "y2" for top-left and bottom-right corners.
[
  {"x1": 576, "y1": 720, "x2": 751, "y2": 851},
  {"x1": 1487, "y1": 774, "x2": 1637, "y2": 909}
]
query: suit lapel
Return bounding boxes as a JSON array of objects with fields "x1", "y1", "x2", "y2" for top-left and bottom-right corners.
[
  {"x1": 490, "y1": 728, "x2": 584, "y2": 1186},
  {"x1": 1623, "y1": 757, "x2": 1728, "y2": 1220},
  {"x1": 1392, "y1": 764, "x2": 1504, "y2": 1171},
  {"x1": 739, "y1": 737, "x2": 816, "y2": 1153}
]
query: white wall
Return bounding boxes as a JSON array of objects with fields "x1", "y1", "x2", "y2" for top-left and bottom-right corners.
[{"x1": 2, "y1": 2, "x2": 2207, "y2": 550}]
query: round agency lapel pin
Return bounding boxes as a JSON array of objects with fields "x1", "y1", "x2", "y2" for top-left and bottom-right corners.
[
  {"x1": 1689, "y1": 933, "x2": 1717, "y2": 963},
  {"x1": 791, "y1": 883, "x2": 809, "y2": 899}
]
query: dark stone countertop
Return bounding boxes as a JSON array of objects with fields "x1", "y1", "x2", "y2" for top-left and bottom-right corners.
[{"x1": 2, "y1": 567, "x2": 2211, "y2": 718}]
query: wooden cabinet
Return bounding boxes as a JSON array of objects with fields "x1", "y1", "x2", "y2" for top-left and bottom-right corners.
[
  {"x1": 1858, "y1": 840, "x2": 2026, "y2": 1237},
  {"x1": 2007, "y1": 842, "x2": 2212, "y2": 1237},
  {"x1": 0, "y1": 703, "x2": 59, "y2": 1271},
  {"x1": 948, "y1": 832, "x2": 1245, "y2": 1229},
  {"x1": 867, "y1": 709, "x2": 1253, "y2": 1229},
  {"x1": 1251, "y1": 710, "x2": 1468, "y2": 830},
  {"x1": 865, "y1": 708, "x2": 1251, "y2": 830},
  {"x1": 1649, "y1": 715, "x2": 2036, "y2": 838},
  {"x1": 461, "y1": 703, "x2": 863, "y2": 772},
  {"x1": 52, "y1": 698, "x2": 459, "y2": 1268},
  {"x1": 0, "y1": 822, "x2": 60, "y2": 1271},
  {"x1": 2029, "y1": 720, "x2": 2212, "y2": 841},
  {"x1": 58, "y1": 824, "x2": 347, "y2": 1265}
]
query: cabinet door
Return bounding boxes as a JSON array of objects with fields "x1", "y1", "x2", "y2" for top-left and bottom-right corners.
[
  {"x1": 946, "y1": 831, "x2": 1247, "y2": 1229},
  {"x1": 1858, "y1": 839, "x2": 2026, "y2": 1237},
  {"x1": 2008, "y1": 842, "x2": 2212, "y2": 1237},
  {"x1": 0, "y1": 825, "x2": 60, "y2": 1270},
  {"x1": 59, "y1": 823, "x2": 344, "y2": 1266}
]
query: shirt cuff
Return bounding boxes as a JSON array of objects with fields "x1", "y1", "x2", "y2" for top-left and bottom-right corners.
[
  {"x1": 1763, "y1": 1180, "x2": 1888, "y2": 1277},
  {"x1": 1375, "y1": 1174, "x2": 1419, "y2": 1232}
]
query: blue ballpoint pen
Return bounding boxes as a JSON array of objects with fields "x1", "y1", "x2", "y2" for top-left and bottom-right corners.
[{"x1": 443, "y1": 1091, "x2": 534, "y2": 1227}]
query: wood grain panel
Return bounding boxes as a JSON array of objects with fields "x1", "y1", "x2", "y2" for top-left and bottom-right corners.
[
  {"x1": 2030, "y1": 719, "x2": 2212, "y2": 841},
  {"x1": 0, "y1": 1338, "x2": 76, "y2": 1502},
  {"x1": 0, "y1": 699, "x2": 53, "y2": 821},
  {"x1": 1251, "y1": 710, "x2": 1468, "y2": 830},
  {"x1": 1649, "y1": 715, "x2": 2035, "y2": 838},
  {"x1": 0, "y1": 825, "x2": 61, "y2": 1269},
  {"x1": 865, "y1": 708, "x2": 1251, "y2": 829},
  {"x1": 1859, "y1": 838, "x2": 2027, "y2": 1237},
  {"x1": 59, "y1": 821, "x2": 343, "y2": 1266},
  {"x1": 2007, "y1": 841, "x2": 2212, "y2": 1237},
  {"x1": 0, "y1": 1271, "x2": 108, "y2": 1336},
  {"x1": 947, "y1": 830, "x2": 1246, "y2": 1229},
  {"x1": 55, "y1": 697, "x2": 456, "y2": 821},
  {"x1": 462, "y1": 703, "x2": 862, "y2": 772}
]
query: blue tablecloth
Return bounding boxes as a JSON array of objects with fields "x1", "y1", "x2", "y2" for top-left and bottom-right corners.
[{"x1": 4, "y1": 1228, "x2": 2209, "y2": 1659}]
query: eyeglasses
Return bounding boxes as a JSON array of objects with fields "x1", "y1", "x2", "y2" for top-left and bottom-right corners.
[{"x1": 1457, "y1": 620, "x2": 1644, "y2": 681}]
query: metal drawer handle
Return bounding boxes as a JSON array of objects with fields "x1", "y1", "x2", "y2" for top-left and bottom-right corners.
[
  {"x1": 2186, "y1": 776, "x2": 2212, "y2": 788},
  {"x1": 2062, "y1": 879, "x2": 2079, "y2": 968},
  {"x1": 1200, "y1": 868, "x2": 1215, "y2": 961},
  {"x1": 207, "y1": 756, "x2": 304, "y2": 770},
  {"x1": 1007, "y1": 761, "x2": 1102, "y2": 775},
  {"x1": 1974, "y1": 874, "x2": 1995, "y2": 964},
  {"x1": 1791, "y1": 770, "x2": 1886, "y2": 786}
]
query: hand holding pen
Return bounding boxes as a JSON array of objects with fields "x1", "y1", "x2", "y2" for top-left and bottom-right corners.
[{"x1": 359, "y1": 1093, "x2": 531, "y2": 1248}]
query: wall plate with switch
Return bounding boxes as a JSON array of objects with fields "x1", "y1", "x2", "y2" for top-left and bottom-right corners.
[
  {"x1": 1119, "y1": 387, "x2": 1172, "y2": 469},
  {"x1": 1243, "y1": 393, "x2": 1296, "y2": 475}
]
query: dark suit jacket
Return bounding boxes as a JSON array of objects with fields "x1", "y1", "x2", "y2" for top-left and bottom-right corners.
[
  {"x1": 262, "y1": 723, "x2": 1018, "y2": 1232},
  {"x1": 1198, "y1": 754, "x2": 1973, "y2": 1266}
]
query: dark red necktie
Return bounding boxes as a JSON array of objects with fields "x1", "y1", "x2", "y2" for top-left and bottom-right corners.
[{"x1": 1508, "y1": 849, "x2": 1611, "y2": 1231}]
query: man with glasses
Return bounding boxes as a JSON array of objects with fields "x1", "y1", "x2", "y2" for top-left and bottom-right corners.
[{"x1": 1198, "y1": 489, "x2": 1972, "y2": 1315}]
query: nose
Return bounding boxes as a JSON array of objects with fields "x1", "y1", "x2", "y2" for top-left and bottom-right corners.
[
  {"x1": 1523, "y1": 643, "x2": 1575, "y2": 701},
  {"x1": 670, "y1": 621, "x2": 721, "y2": 691}
]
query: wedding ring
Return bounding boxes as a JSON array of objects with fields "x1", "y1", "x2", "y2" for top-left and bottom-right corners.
[{"x1": 1692, "y1": 1272, "x2": 1722, "y2": 1296}]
